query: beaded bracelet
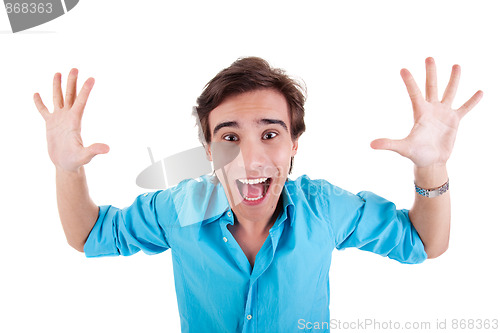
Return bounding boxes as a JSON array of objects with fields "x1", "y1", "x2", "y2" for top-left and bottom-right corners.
[{"x1": 414, "y1": 179, "x2": 449, "y2": 198}]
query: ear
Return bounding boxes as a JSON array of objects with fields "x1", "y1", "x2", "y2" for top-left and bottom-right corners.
[
  {"x1": 291, "y1": 139, "x2": 299, "y2": 157},
  {"x1": 204, "y1": 143, "x2": 213, "y2": 161}
]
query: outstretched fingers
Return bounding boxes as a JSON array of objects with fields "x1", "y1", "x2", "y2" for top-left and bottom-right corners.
[
  {"x1": 34, "y1": 93, "x2": 50, "y2": 120},
  {"x1": 457, "y1": 90, "x2": 483, "y2": 119},
  {"x1": 425, "y1": 57, "x2": 439, "y2": 102},
  {"x1": 82, "y1": 143, "x2": 110, "y2": 165},
  {"x1": 65, "y1": 68, "x2": 79, "y2": 108},
  {"x1": 370, "y1": 138, "x2": 410, "y2": 158},
  {"x1": 441, "y1": 64, "x2": 461, "y2": 105},
  {"x1": 72, "y1": 77, "x2": 95, "y2": 118},
  {"x1": 53, "y1": 72, "x2": 63, "y2": 109},
  {"x1": 401, "y1": 68, "x2": 423, "y2": 106}
]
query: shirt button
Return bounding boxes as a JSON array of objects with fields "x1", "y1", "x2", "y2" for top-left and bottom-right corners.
[
  {"x1": 247, "y1": 314, "x2": 252, "y2": 320},
  {"x1": 223, "y1": 237, "x2": 228, "y2": 243},
  {"x1": 227, "y1": 211, "x2": 232, "y2": 217}
]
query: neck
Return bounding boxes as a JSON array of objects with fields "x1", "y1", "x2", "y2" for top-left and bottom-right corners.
[{"x1": 232, "y1": 197, "x2": 282, "y2": 236}]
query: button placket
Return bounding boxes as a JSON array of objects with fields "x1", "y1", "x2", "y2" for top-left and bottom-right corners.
[
  {"x1": 219, "y1": 212, "x2": 252, "y2": 274},
  {"x1": 223, "y1": 211, "x2": 231, "y2": 243}
]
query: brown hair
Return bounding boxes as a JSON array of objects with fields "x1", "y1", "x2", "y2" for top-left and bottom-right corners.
[{"x1": 194, "y1": 56, "x2": 306, "y2": 173}]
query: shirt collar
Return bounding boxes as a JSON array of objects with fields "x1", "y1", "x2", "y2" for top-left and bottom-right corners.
[
  {"x1": 279, "y1": 180, "x2": 296, "y2": 227},
  {"x1": 173, "y1": 176, "x2": 230, "y2": 228}
]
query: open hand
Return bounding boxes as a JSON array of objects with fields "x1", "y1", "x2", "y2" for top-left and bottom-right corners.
[
  {"x1": 371, "y1": 57, "x2": 483, "y2": 168},
  {"x1": 34, "y1": 69, "x2": 109, "y2": 172}
]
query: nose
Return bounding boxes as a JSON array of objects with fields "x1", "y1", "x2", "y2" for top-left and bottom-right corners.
[{"x1": 238, "y1": 139, "x2": 267, "y2": 174}]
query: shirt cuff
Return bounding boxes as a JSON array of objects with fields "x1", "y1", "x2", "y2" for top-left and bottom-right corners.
[{"x1": 83, "y1": 205, "x2": 120, "y2": 258}]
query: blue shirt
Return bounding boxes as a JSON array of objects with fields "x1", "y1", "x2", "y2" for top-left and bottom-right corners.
[{"x1": 84, "y1": 175, "x2": 427, "y2": 332}]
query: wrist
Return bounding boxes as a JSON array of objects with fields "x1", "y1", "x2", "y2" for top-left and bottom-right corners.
[
  {"x1": 414, "y1": 164, "x2": 448, "y2": 189},
  {"x1": 55, "y1": 165, "x2": 84, "y2": 178}
]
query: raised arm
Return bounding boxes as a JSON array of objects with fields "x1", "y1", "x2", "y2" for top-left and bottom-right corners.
[
  {"x1": 34, "y1": 69, "x2": 109, "y2": 252},
  {"x1": 371, "y1": 58, "x2": 483, "y2": 259}
]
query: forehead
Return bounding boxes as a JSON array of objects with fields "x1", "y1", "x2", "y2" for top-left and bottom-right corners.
[{"x1": 208, "y1": 89, "x2": 289, "y2": 131}]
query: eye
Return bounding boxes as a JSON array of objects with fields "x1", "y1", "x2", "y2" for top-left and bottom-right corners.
[
  {"x1": 263, "y1": 132, "x2": 277, "y2": 140},
  {"x1": 223, "y1": 134, "x2": 239, "y2": 142}
]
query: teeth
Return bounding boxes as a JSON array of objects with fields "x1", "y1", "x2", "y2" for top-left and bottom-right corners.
[
  {"x1": 238, "y1": 177, "x2": 268, "y2": 185},
  {"x1": 244, "y1": 194, "x2": 264, "y2": 201}
]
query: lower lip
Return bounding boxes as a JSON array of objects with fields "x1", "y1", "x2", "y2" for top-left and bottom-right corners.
[{"x1": 239, "y1": 179, "x2": 272, "y2": 206}]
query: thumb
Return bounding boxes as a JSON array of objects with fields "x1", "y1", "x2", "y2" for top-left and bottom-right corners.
[
  {"x1": 370, "y1": 138, "x2": 409, "y2": 157},
  {"x1": 82, "y1": 143, "x2": 110, "y2": 164}
]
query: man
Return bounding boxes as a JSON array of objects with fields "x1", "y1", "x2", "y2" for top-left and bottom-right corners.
[{"x1": 34, "y1": 57, "x2": 482, "y2": 332}]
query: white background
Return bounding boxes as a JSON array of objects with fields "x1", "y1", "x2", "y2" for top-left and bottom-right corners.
[{"x1": 1, "y1": 1, "x2": 499, "y2": 332}]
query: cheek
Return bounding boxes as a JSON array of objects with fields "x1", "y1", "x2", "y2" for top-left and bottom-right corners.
[
  {"x1": 271, "y1": 144, "x2": 293, "y2": 171},
  {"x1": 214, "y1": 169, "x2": 232, "y2": 195},
  {"x1": 210, "y1": 141, "x2": 241, "y2": 169}
]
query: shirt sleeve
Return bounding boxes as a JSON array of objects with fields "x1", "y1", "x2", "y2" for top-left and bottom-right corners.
[
  {"x1": 83, "y1": 191, "x2": 171, "y2": 258},
  {"x1": 328, "y1": 188, "x2": 427, "y2": 264}
]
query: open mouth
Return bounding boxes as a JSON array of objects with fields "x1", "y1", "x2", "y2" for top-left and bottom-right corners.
[{"x1": 235, "y1": 177, "x2": 272, "y2": 202}]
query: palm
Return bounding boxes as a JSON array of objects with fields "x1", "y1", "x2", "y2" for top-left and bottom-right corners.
[
  {"x1": 371, "y1": 58, "x2": 483, "y2": 168},
  {"x1": 403, "y1": 101, "x2": 459, "y2": 167},
  {"x1": 46, "y1": 116, "x2": 85, "y2": 170}
]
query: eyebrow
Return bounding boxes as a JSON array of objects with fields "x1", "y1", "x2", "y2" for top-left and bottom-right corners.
[
  {"x1": 259, "y1": 118, "x2": 288, "y2": 132},
  {"x1": 213, "y1": 121, "x2": 239, "y2": 136},
  {"x1": 213, "y1": 118, "x2": 289, "y2": 136}
]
